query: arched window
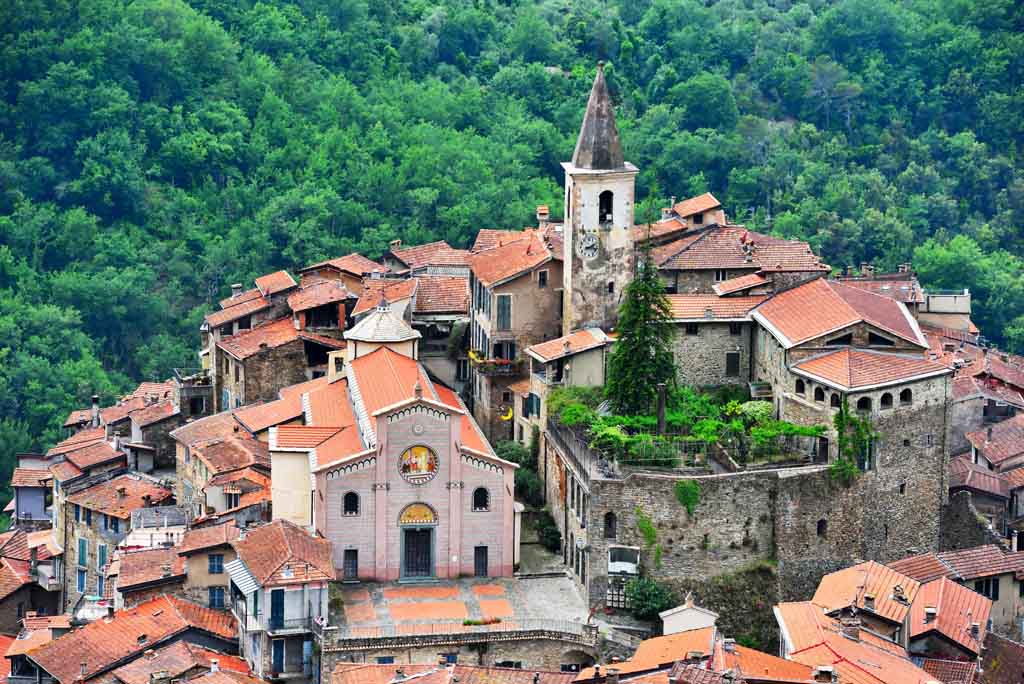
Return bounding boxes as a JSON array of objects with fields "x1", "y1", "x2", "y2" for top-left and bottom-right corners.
[
  {"x1": 472, "y1": 487, "x2": 490, "y2": 511},
  {"x1": 795, "y1": 379, "x2": 806, "y2": 395},
  {"x1": 856, "y1": 397, "x2": 872, "y2": 413},
  {"x1": 817, "y1": 519, "x2": 827, "y2": 538},
  {"x1": 830, "y1": 393, "x2": 841, "y2": 408},
  {"x1": 604, "y1": 512, "x2": 617, "y2": 539},
  {"x1": 900, "y1": 388, "x2": 913, "y2": 406},
  {"x1": 343, "y1": 492, "x2": 359, "y2": 516},
  {"x1": 599, "y1": 191, "x2": 614, "y2": 223},
  {"x1": 814, "y1": 387, "x2": 825, "y2": 402},
  {"x1": 880, "y1": 393, "x2": 893, "y2": 410}
]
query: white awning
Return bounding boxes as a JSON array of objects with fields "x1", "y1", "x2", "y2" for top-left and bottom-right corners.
[{"x1": 226, "y1": 558, "x2": 259, "y2": 595}]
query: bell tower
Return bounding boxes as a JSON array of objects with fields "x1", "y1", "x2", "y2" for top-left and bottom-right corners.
[{"x1": 562, "y1": 62, "x2": 639, "y2": 335}]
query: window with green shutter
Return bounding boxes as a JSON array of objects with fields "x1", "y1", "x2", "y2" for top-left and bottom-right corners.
[{"x1": 78, "y1": 538, "x2": 87, "y2": 568}]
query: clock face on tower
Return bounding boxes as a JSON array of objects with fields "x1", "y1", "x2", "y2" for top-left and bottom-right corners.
[{"x1": 577, "y1": 232, "x2": 599, "y2": 259}]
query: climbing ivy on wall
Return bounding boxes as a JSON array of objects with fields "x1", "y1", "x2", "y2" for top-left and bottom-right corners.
[
  {"x1": 674, "y1": 480, "x2": 701, "y2": 517},
  {"x1": 635, "y1": 506, "x2": 663, "y2": 569},
  {"x1": 830, "y1": 398, "x2": 879, "y2": 485}
]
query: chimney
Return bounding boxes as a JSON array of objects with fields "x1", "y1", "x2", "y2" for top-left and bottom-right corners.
[
  {"x1": 106, "y1": 605, "x2": 114, "y2": 619},
  {"x1": 987, "y1": 426, "x2": 993, "y2": 443},
  {"x1": 390, "y1": 239, "x2": 402, "y2": 251},
  {"x1": 327, "y1": 350, "x2": 346, "y2": 384},
  {"x1": 812, "y1": 666, "x2": 836, "y2": 684},
  {"x1": 29, "y1": 546, "x2": 38, "y2": 574},
  {"x1": 80, "y1": 662, "x2": 88, "y2": 680},
  {"x1": 160, "y1": 563, "x2": 172, "y2": 577},
  {"x1": 924, "y1": 606, "x2": 937, "y2": 622},
  {"x1": 722, "y1": 638, "x2": 736, "y2": 653},
  {"x1": 846, "y1": 265, "x2": 854, "y2": 276},
  {"x1": 860, "y1": 262, "x2": 873, "y2": 277},
  {"x1": 91, "y1": 395, "x2": 100, "y2": 427},
  {"x1": 606, "y1": 668, "x2": 620, "y2": 684},
  {"x1": 231, "y1": 283, "x2": 243, "y2": 297},
  {"x1": 144, "y1": 649, "x2": 156, "y2": 659},
  {"x1": 210, "y1": 659, "x2": 219, "y2": 673},
  {"x1": 142, "y1": 494, "x2": 151, "y2": 508},
  {"x1": 149, "y1": 671, "x2": 172, "y2": 684},
  {"x1": 593, "y1": 666, "x2": 600, "y2": 680},
  {"x1": 863, "y1": 593, "x2": 875, "y2": 611},
  {"x1": 840, "y1": 617, "x2": 860, "y2": 641},
  {"x1": 971, "y1": 622, "x2": 981, "y2": 638},
  {"x1": 532, "y1": 675, "x2": 540, "y2": 684},
  {"x1": 117, "y1": 486, "x2": 127, "y2": 498},
  {"x1": 536, "y1": 205, "x2": 550, "y2": 229}
]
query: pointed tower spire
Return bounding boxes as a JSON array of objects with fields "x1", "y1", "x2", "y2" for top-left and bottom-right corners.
[{"x1": 571, "y1": 62, "x2": 624, "y2": 170}]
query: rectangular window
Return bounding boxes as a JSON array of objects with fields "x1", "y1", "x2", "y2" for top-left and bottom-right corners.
[
  {"x1": 538, "y1": 270, "x2": 548, "y2": 288},
  {"x1": 502, "y1": 390, "x2": 512, "y2": 403},
  {"x1": 975, "y1": 578, "x2": 1000, "y2": 601},
  {"x1": 226, "y1": 493, "x2": 240, "y2": 509},
  {"x1": 209, "y1": 554, "x2": 224, "y2": 574},
  {"x1": 715, "y1": 269, "x2": 728, "y2": 282},
  {"x1": 84, "y1": 509, "x2": 92, "y2": 526},
  {"x1": 443, "y1": 654, "x2": 458, "y2": 664},
  {"x1": 494, "y1": 341, "x2": 516, "y2": 361},
  {"x1": 209, "y1": 586, "x2": 226, "y2": 609},
  {"x1": 97, "y1": 575, "x2": 105, "y2": 597},
  {"x1": 685, "y1": 323, "x2": 699, "y2": 336},
  {"x1": 78, "y1": 539, "x2": 88, "y2": 568},
  {"x1": 496, "y1": 294, "x2": 512, "y2": 331},
  {"x1": 77, "y1": 569, "x2": 86, "y2": 593},
  {"x1": 376, "y1": 657, "x2": 395, "y2": 665},
  {"x1": 98, "y1": 544, "x2": 107, "y2": 570},
  {"x1": 456, "y1": 359, "x2": 469, "y2": 381},
  {"x1": 343, "y1": 549, "x2": 358, "y2": 580},
  {"x1": 110, "y1": 517, "x2": 120, "y2": 533},
  {"x1": 725, "y1": 352, "x2": 740, "y2": 377},
  {"x1": 729, "y1": 322, "x2": 741, "y2": 336},
  {"x1": 74, "y1": 505, "x2": 81, "y2": 522}
]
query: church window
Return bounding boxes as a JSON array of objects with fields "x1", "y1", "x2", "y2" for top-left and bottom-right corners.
[
  {"x1": 795, "y1": 379, "x2": 805, "y2": 395},
  {"x1": 399, "y1": 446, "x2": 439, "y2": 485},
  {"x1": 880, "y1": 393, "x2": 893, "y2": 410},
  {"x1": 599, "y1": 191, "x2": 614, "y2": 223},
  {"x1": 472, "y1": 488, "x2": 490, "y2": 511},
  {"x1": 343, "y1": 492, "x2": 359, "y2": 516},
  {"x1": 814, "y1": 387, "x2": 825, "y2": 402},
  {"x1": 900, "y1": 388, "x2": 913, "y2": 406},
  {"x1": 830, "y1": 393, "x2": 841, "y2": 408},
  {"x1": 856, "y1": 397, "x2": 872, "y2": 412}
]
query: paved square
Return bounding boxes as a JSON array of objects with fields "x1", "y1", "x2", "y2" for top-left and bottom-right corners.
[{"x1": 388, "y1": 600, "x2": 469, "y2": 621}]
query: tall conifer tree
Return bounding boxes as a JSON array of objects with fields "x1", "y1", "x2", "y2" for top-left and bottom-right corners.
[{"x1": 606, "y1": 248, "x2": 676, "y2": 414}]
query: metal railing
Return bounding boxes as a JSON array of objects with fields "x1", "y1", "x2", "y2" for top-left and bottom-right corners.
[
  {"x1": 546, "y1": 419, "x2": 618, "y2": 483},
  {"x1": 328, "y1": 618, "x2": 596, "y2": 644}
]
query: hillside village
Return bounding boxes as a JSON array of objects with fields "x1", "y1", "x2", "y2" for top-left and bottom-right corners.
[{"x1": 5, "y1": 64, "x2": 1024, "y2": 684}]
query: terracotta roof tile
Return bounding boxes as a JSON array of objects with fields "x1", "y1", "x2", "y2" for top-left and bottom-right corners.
[
  {"x1": 205, "y1": 467, "x2": 269, "y2": 491},
  {"x1": 667, "y1": 294, "x2": 767, "y2": 321},
  {"x1": 170, "y1": 411, "x2": 242, "y2": 448},
  {"x1": 233, "y1": 394, "x2": 304, "y2": 433},
  {"x1": 28, "y1": 595, "x2": 236, "y2": 683},
  {"x1": 110, "y1": 641, "x2": 249, "y2": 684},
  {"x1": 577, "y1": 628, "x2": 717, "y2": 680},
  {"x1": 272, "y1": 426, "x2": 343, "y2": 450},
  {"x1": 67, "y1": 475, "x2": 172, "y2": 519},
  {"x1": 117, "y1": 547, "x2": 186, "y2": 590},
  {"x1": 966, "y1": 414, "x2": 1024, "y2": 467},
  {"x1": 178, "y1": 524, "x2": 241, "y2": 558},
  {"x1": 192, "y1": 437, "x2": 269, "y2": 475},
  {"x1": 46, "y1": 427, "x2": 106, "y2": 457},
  {"x1": 101, "y1": 397, "x2": 148, "y2": 425},
  {"x1": 10, "y1": 468, "x2": 51, "y2": 488},
  {"x1": 793, "y1": 349, "x2": 950, "y2": 391},
  {"x1": 49, "y1": 460, "x2": 83, "y2": 482},
  {"x1": 306, "y1": 379, "x2": 356, "y2": 428},
  {"x1": 126, "y1": 382, "x2": 175, "y2": 402},
  {"x1": 712, "y1": 272, "x2": 769, "y2": 296},
  {"x1": 673, "y1": 193, "x2": 722, "y2": 218},
  {"x1": 887, "y1": 554, "x2": 957, "y2": 584},
  {"x1": 255, "y1": 270, "x2": 297, "y2": 296},
  {"x1": 812, "y1": 561, "x2": 919, "y2": 625},
  {"x1": 350, "y1": 347, "x2": 434, "y2": 428},
  {"x1": 468, "y1": 230, "x2": 555, "y2": 287},
  {"x1": 891, "y1": 545, "x2": 1024, "y2": 582},
  {"x1": 219, "y1": 287, "x2": 263, "y2": 309},
  {"x1": 789, "y1": 640, "x2": 935, "y2": 684},
  {"x1": 279, "y1": 375, "x2": 330, "y2": 399},
  {"x1": 774, "y1": 601, "x2": 905, "y2": 656},
  {"x1": 390, "y1": 241, "x2": 470, "y2": 270},
  {"x1": 1004, "y1": 467, "x2": 1024, "y2": 490},
  {"x1": 949, "y1": 455, "x2": 1009, "y2": 498},
  {"x1": 64, "y1": 408, "x2": 93, "y2": 428},
  {"x1": 658, "y1": 226, "x2": 826, "y2": 273},
  {"x1": 527, "y1": 329, "x2": 610, "y2": 362},
  {"x1": 910, "y1": 577, "x2": 991, "y2": 655},
  {"x1": 982, "y1": 632, "x2": 1024, "y2": 684},
  {"x1": 834, "y1": 275, "x2": 925, "y2": 304},
  {"x1": 130, "y1": 400, "x2": 179, "y2": 428},
  {"x1": 205, "y1": 296, "x2": 270, "y2": 328},
  {"x1": 189, "y1": 671, "x2": 263, "y2": 684},
  {"x1": 232, "y1": 520, "x2": 335, "y2": 586},
  {"x1": 434, "y1": 385, "x2": 489, "y2": 455},
  {"x1": 333, "y1": 664, "x2": 576, "y2": 684},
  {"x1": 21, "y1": 613, "x2": 71, "y2": 631},
  {"x1": 287, "y1": 279, "x2": 351, "y2": 312},
  {"x1": 754, "y1": 278, "x2": 924, "y2": 348},
  {"x1": 352, "y1": 278, "x2": 419, "y2": 317},
  {"x1": 6, "y1": 626, "x2": 56, "y2": 657},
  {"x1": 917, "y1": 658, "x2": 977, "y2": 684},
  {"x1": 982, "y1": 353, "x2": 1024, "y2": 391},
  {"x1": 664, "y1": 664, "x2": 736, "y2": 684},
  {"x1": 302, "y1": 253, "x2": 386, "y2": 277},
  {"x1": 217, "y1": 317, "x2": 345, "y2": 360},
  {"x1": 413, "y1": 275, "x2": 470, "y2": 314},
  {"x1": 64, "y1": 441, "x2": 126, "y2": 470},
  {"x1": 650, "y1": 232, "x2": 704, "y2": 266},
  {"x1": 0, "y1": 558, "x2": 32, "y2": 600},
  {"x1": 719, "y1": 643, "x2": 812, "y2": 682},
  {"x1": 472, "y1": 229, "x2": 526, "y2": 253}
]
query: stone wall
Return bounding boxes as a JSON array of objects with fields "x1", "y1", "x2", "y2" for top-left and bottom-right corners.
[
  {"x1": 948, "y1": 395, "x2": 983, "y2": 455},
  {"x1": 140, "y1": 415, "x2": 185, "y2": 469},
  {"x1": 939, "y1": 490, "x2": 1007, "y2": 552},
  {"x1": 672, "y1": 322, "x2": 751, "y2": 387},
  {"x1": 242, "y1": 341, "x2": 310, "y2": 405}
]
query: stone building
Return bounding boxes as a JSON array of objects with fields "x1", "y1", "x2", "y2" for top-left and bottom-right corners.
[
  {"x1": 176, "y1": 521, "x2": 240, "y2": 609},
  {"x1": 127, "y1": 399, "x2": 183, "y2": 470},
  {"x1": 298, "y1": 253, "x2": 387, "y2": 295},
  {"x1": 0, "y1": 530, "x2": 61, "y2": 633},
  {"x1": 948, "y1": 454, "x2": 1009, "y2": 534},
  {"x1": 383, "y1": 239, "x2": 470, "y2": 277},
  {"x1": 666, "y1": 294, "x2": 766, "y2": 388}
]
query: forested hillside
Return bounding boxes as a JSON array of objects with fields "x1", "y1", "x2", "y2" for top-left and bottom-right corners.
[{"x1": 1, "y1": 0, "x2": 1022, "y2": 466}]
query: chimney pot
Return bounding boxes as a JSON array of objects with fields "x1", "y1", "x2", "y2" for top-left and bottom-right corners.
[
  {"x1": 924, "y1": 606, "x2": 937, "y2": 622},
  {"x1": 606, "y1": 668, "x2": 620, "y2": 684},
  {"x1": 117, "y1": 486, "x2": 127, "y2": 498},
  {"x1": 390, "y1": 239, "x2": 402, "y2": 251},
  {"x1": 840, "y1": 616, "x2": 861, "y2": 641},
  {"x1": 210, "y1": 660, "x2": 219, "y2": 673},
  {"x1": 91, "y1": 395, "x2": 101, "y2": 428},
  {"x1": 987, "y1": 426, "x2": 993, "y2": 442},
  {"x1": 863, "y1": 593, "x2": 875, "y2": 610},
  {"x1": 722, "y1": 638, "x2": 736, "y2": 653},
  {"x1": 971, "y1": 622, "x2": 981, "y2": 638}
]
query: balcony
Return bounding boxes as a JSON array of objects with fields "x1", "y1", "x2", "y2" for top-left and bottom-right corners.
[{"x1": 230, "y1": 600, "x2": 317, "y2": 635}]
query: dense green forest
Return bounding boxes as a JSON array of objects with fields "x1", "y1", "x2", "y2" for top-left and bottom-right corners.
[{"x1": 1, "y1": 0, "x2": 1022, "y2": 471}]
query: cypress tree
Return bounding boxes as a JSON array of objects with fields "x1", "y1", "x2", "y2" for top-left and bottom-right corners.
[{"x1": 606, "y1": 248, "x2": 676, "y2": 414}]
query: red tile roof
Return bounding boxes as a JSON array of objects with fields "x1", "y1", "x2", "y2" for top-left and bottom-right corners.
[
  {"x1": 811, "y1": 561, "x2": 919, "y2": 625},
  {"x1": 21, "y1": 613, "x2": 71, "y2": 631},
  {"x1": 1004, "y1": 467, "x2": 1024, "y2": 491},
  {"x1": 117, "y1": 547, "x2": 186, "y2": 591},
  {"x1": 754, "y1": 278, "x2": 924, "y2": 348},
  {"x1": 10, "y1": 468, "x2": 51, "y2": 488},
  {"x1": 219, "y1": 287, "x2": 263, "y2": 309},
  {"x1": 49, "y1": 460, "x2": 83, "y2": 482},
  {"x1": 302, "y1": 253, "x2": 386, "y2": 277},
  {"x1": 64, "y1": 408, "x2": 93, "y2": 428},
  {"x1": 982, "y1": 632, "x2": 1024, "y2": 684},
  {"x1": 664, "y1": 664, "x2": 734, "y2": 684},
  {"x1": 527, "y1": 329, "x2": 609, "y2": 362},
  {"x1": 789, "y1": 640, "x2": 935, "y2": 684},
  {"x1": 657, "y1": 225, "x2": 827, "y2": 273},
  {"x1": 949, "y1": 455, "x2": 1009, "y2": 498},
  {"x1": 231, "y1": 520, "x2": 335, "y2": 586},
  {"x1": 673, "y1": 193, "x2": 722, "y2": 218},
  {"x1": 189, "y1": 671, "x2": 264, "y2": 684},
  {"x1": 910, "y1": 577, "x2": 991, "y2": 655},
  {"x1": 887, "y1": 555, "x2": 956, "y2": 584},
  {"x1": 334, "y1": 664, "x2": 575, "y2": 684},
  {"x1": 981, "y1": 353, "x2": 1024, "y2": 391},
  {"x1": 110, "y1": 641, "x2": 249, "y2": 684},
  {"x1": 306, "y1": 379, "x2": 356, "y2": 428},
  {"x1": 0, "y1": 558, "x2": 32, "y2": 600},
  {"x1": 46, "y1": 428, "x2": 106, "y2": 457},
  {"x1": 918, "y1": 658, "x2": 976, "y2": 684},
  {"x1": 177, "y1": 522, "x2": 241, "y2": 556},
  {"x1": 67, "y1": 475, "x2": 173, "y2": 519},
  {"x1": 192, "y1": 437, "x2": 270, "y2": 475},
  {"x1": 413, "y1": 275, "x2": 470, "y2": 314},
  {"x1": 64, "y1": 441, "x2": 126, "y2": 471},
  {"x1": 170, "y1": 411, "x2": 242, "y2": 448},
  {"x1": 774, "y1": 601, "x2": 906, "y2": 657},
  {"x1": 390, "y1": 241, "x2": 470, "y2": 270},
  {"x1": 718, "y1": 643, "x2": 812, "y2": 682},
  {"x1": 233, "y1": 394, "x2": 304, "y2": 433},
  {"x1": 667, "y1": 294, "x2": 768, "y2": 321},
  {"x1": 1, "y1": 529, "x2": 55, "y2": 563},
  {"x1": 433, "y1": 385, "x2": 489, "y2": 455},
  {"x1": 130, "y1": 400, "x2": 179, "y2": 428},
  {"x1": 272, "y1": 425, "x2": 343, "y2": 449},
  {"x1": 468, "y1": 230, "x2": 556, "y2": 287},
  {"x1": 472, "y1": 229, "x2": 526, "y2": 253},
  {"x1": 255, "y1": 270, "x2": 297, "y2": 296},
  {"x1": 890, "y1": 545, "x2": 1024, "y2": 582},
  {"x1": 793, "y1": 349, "x2": 950, "y2": 391},
  {"x1": 28, "y1": 595, "x2": 237, "y2": 683},
  {"x1": 349, "y1": 347, "x2": 435, "y2": 430},
  {"x1": 352, "y1": 278, "x2": 419, "y2": 317},
  {"x1": 218, "y1": 317, "x2": 344, "y2": 360},
  {"x1": 966, "y1": 414, "x2": 1024, "y2": 467},
  {"x1": 101, "y1": 397, "x2": 148, "y2": 425},
  {"x1": 712, "y1": 272, "x2": 769, "y2": 296},
  {"x1": 287, "y1": 279, "x2": 351, "y2": 312},
  {"x1": 126, "y1": 382, "x2": 175, "y2": 402},
  {"x1": 834, "y1": 275, "x2": 925, "y2": 304},
  {"x1": 205, "y1": 296, "x2": 270, "y2": 328},
  {"x1": 578, "y1": 629, "x2": 718, "y2": 681}
]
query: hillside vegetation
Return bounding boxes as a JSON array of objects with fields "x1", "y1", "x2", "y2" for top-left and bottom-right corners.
[{"x1": 0, "y1": 0, "x2": 1022, "y2": 475}]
